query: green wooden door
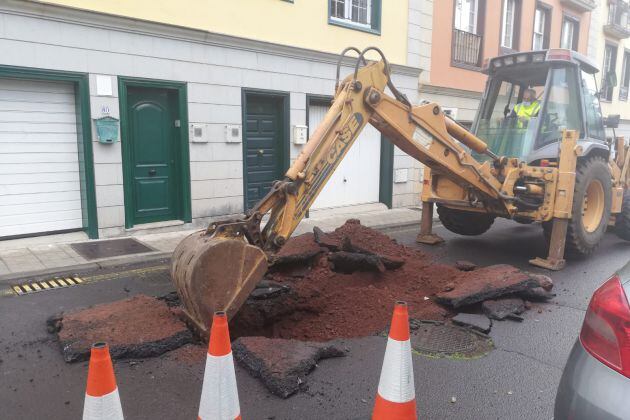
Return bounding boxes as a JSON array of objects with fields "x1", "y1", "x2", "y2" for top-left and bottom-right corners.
[
  {"x1": 126, "y1": 87, "x2": 180, "y2": 224},
  {"x1": 244, "y1": 95, "x2": 284, "y2": 210}
]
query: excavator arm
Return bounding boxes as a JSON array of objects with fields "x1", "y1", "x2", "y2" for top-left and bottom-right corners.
[
  {"x1": 214, "y1": 49, "x2": 507, "y2": 253},
  {"x1": 171, "y1": 47, "x2": 521, "y2": 335}
]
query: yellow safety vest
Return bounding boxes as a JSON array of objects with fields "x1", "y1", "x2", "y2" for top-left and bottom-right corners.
[{"x1": 514, "y1": 101, "x2": 540, "y2": 127}]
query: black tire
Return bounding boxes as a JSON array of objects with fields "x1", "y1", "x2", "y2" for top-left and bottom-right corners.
[
  {"x1": 437, "y1": 205, "x2": 495, "y2": 236},
  {"x1": 563, "y1": 156, "x2": 612, "y2": 257},
  {"x1": 615, "y1": 191, "x2": 630, "y2": 241}
]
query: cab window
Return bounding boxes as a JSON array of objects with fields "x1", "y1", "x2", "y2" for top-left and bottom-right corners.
[
  {"x1": 580, "y1": 69, "x2": 605, "y2": 140},
  {"x1": 537, "y1": 67, "x2": 582, "y2": 147}
]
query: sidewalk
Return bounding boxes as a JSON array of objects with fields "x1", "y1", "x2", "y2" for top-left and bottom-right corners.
[{"x1": 0, "y1": 204, "x2": 421, "y2": 280}]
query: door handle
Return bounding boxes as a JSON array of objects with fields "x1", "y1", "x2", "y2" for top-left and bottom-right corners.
[{"x1": 148, "y1": 169, "x2": 157, "y2": 176}]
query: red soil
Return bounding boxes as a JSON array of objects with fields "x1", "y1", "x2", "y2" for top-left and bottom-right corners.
[
  {"x1": 233, "y1": 220, "x2": 464, "y2": 341},
  {"x1": 59, "y1": 295, "x2": 187, "y2": 348},
  {"x1": 275, "y1": 232, "x2": 322, "y2": 257}
]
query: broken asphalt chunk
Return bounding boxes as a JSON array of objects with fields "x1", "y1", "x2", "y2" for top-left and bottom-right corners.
[
  {"x1": 517, "y1": 286, "x2": 556, "y2": 302},
  {"x1": 55, "y1": 294, "x2": 193, "y2": 363},
  {"x1": 454, "y1": 260, "x2": 477, "y2": 271},
  {"x1": 435, "y1": 265, "x2": 539, "y2": 308},
  {"x1": 232, "y1": 336, "x2": 345, "y2": 398},
  {"x1": 482, "y1": 298, "x2": 526, "y2": 321},
  {"x1": 529, "y1": 274, "x2": 554, "y2": 291},
  {"x1": 249, "y1": 280, "x2": 290, "y2": 300},
  {"x1": 452, "y1": 313, "x2": 492, "y2": 334},
  {"x1": 328, "y1": 251, "x2": 386, "y2": 273},
  {"x1": 313, "y1": 226, "x2": 341, "y2": 251}
]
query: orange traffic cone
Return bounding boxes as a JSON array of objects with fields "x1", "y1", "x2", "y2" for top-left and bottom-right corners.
[
  {"x1": 372, "y1": 301, "x2": 417, "y2": 420},
  {"x1": 198, "y1": 311, "x2": 241, "y2": 420},
  {"x1": 83, "y1": 342, "x2": 124, "y2": 420}
]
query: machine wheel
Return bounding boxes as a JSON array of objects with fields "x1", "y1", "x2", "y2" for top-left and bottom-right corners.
[
  {"x1": 615, "y1": 191, "x2": 630, "y2": 241},
  {"x1": 564, "y1": 156, "x2": 612, "y2": 257},
  {"x1": 437, "y1": 205, "x2": 495, "y2": 236}
]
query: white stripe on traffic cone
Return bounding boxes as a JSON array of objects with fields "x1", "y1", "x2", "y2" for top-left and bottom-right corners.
[
  {"x1": 372, "y1": 301, "x2": 417, "y2": 420},
  {"x1": 198, "y1": 311, "x2": 241, "y2": 420}
]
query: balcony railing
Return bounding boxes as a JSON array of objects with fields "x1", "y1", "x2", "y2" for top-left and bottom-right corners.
[
  {"x1": 604, "y1": 1, "x2": 630, "y2": 39},
  {"x1": 452, "y1": 28, "x2": 482, "y2": 68}
]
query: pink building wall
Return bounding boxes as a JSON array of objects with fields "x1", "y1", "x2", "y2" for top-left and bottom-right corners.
[{"x1": 430, "y1": 0, "x2": 592, "y2": 93}]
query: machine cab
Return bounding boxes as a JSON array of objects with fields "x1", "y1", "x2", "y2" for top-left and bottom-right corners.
[{"x1": 472, "y1": 49, "x2": 607, "y2": 163}]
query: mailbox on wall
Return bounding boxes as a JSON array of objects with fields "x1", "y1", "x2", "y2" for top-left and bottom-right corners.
[{"x1": 94, "y1": 116, "x2": 119, "y2": 144}]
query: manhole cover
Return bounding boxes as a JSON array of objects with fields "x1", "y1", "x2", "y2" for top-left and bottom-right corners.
[
  {"x1": 71, "y1": 238, "x2": 154, "y2": 260},
  {"x1": 410, "y1": 320, "x2": 493, "y2": 359}
]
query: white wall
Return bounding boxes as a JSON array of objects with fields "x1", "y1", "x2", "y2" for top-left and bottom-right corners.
[{"x1": 0, "y1": 2, "x2": 423, "y2": 237}]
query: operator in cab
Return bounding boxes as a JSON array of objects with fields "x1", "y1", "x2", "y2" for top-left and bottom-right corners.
[{"x1": 512, "y1": 88, "x2": 541, "y2": 128}]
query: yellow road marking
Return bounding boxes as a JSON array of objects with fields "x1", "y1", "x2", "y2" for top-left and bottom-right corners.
[{"x1": 3, "y1": 264, "x2": 169, "y2": 297}]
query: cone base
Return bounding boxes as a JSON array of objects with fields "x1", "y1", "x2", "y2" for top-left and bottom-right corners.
[{"x1": 372, "y1": 394, "x2": 417, "y2": 420}]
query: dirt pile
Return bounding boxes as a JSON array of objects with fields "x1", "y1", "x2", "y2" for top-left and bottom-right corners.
[
  {"x1": 233, "y1": 220, "x2": 457, "y2": 341},
  {"x1": 231, "y1": 220, "x2": 552, "y2": 342}
]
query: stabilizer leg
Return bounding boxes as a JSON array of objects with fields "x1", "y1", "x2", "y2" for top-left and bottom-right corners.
[
  {"x1": 416, "y1": 201, "x2": 445, "y2": 245},
  {"x1": 529, "y1": 218, "x2": 568, "y2": 271}
]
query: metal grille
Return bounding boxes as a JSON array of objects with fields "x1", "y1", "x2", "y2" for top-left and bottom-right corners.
[
  {"x1": 70, "y1": 238, "x2": 153, "y2": 260},
  {"x1": 452, "y1": 28, "x2": 482, "y2": 67},
  {"x1": 410, "y1": 320, "x2": 493, "y2": 358}
]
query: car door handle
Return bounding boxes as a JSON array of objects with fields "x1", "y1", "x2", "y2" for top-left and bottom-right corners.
[{"x1": 148, "y1": 169, "x2": 157, "y2": 176}]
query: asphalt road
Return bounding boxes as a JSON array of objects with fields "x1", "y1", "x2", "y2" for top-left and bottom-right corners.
[{"x1": 1, "y1": 220, "x2": 629, "y2": 420}]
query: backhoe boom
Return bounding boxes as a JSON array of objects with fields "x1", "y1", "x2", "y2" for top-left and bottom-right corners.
[
  {"x1": 170, "y1": 47, "x2": 564, "y2": 334},
  {"x1": 235, "y1": 57, "x2": 511, "y2": 254}
]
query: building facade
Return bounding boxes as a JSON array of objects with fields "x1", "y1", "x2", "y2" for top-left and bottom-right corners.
[
  {"x1": 0, "y1": 0, "x2": 423, "y2": 240},
  {"x1": 588, "y1": 0, "x2": 630, "y2": 138},
  {"x1": 418, "y1": 0, "x2": 596, "y2": 125}
]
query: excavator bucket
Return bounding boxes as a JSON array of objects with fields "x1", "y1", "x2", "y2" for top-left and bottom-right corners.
[{"x1": 170, "y1": 230, "x2": 268, "y2": 338}]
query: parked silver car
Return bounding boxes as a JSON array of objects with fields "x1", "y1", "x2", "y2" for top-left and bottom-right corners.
[{"x1": 555, "y1": 261, "x2": 630, "y2": 419}]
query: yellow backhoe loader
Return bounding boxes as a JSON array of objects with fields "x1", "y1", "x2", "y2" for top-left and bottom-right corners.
[{"x1": 171, "y1": 47, "x2": 630, "y2": 335}]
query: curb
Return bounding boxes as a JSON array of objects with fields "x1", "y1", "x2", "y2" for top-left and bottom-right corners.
[
  {"x1": 0, "y1": 251, "x2": 171, "y2": 285},
  {"x1": 0, "y1": 219, "x2": 421, "y2": 286},
  {"x1": 374, "y1": 220, "x2": 421, "y2": 233}
]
